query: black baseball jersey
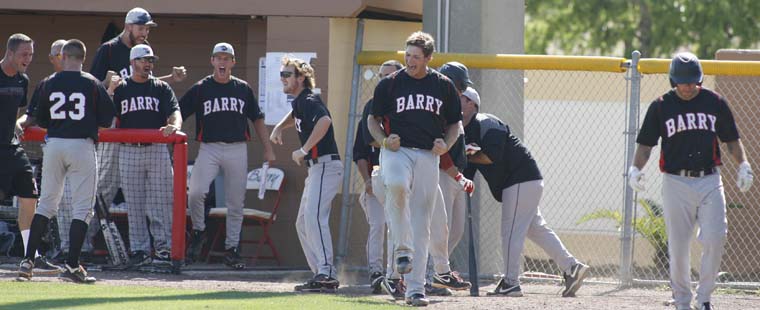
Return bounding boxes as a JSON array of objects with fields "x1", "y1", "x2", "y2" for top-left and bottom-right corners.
[
  {"x1": 113, "y1": 77, "x2": 179, "y2": 129},
  {"x1": 90, "y1": 36, "x2": 134, "y2": 81},
  {"x1": 179, "y1": 76, "x2": 263, "y2": 143},
  {"x1": 32, "y1": 71, "x2": 115, "y2": 141},
  {"x1": 372, "y1": 68, "x2": 462, "y2": 150},
  {"x1": 463, "y1": 113, "x2": 542, "y2": 202},
  {"x1": 0, "y1": 70, "x2": 28, "y2": 147},
  {"x1": 636, "y1": 87, "x2": 739, "y2": 173},
  {"x1": 26, "y1": 74, "x2": 54, "y2": 118},
  {"x1": 291, "y1": 88, "x2": 339, "y2": 159},
  {"x1": 353, "y1": 99, "x2": 380, "y2": 167}
]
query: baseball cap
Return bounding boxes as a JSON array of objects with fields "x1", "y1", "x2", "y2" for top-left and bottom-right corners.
[
  {"x1": 125, "y1": 7, "x2": 157, "y2": 27},
  {"x1": 212, "y1": 43, "x2": 235, "y2": 57},
  {"x1": 462, "y1": 87, "x2": 480, "y2": 107},
  {"x1": 130, "y1": 44, "x2": 159, "y2": 61},
  {"x1": 439, "y1": 61, "x2": 472, "y2": 93}
]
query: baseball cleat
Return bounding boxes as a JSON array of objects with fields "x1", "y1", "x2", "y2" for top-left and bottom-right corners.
[
  {"x1": 562, "y1": 262, "x2": 589, "y2": 297},
  {"x1": 186, "y1": 230, "x2": 206, "y2": 263},
  {"x1": 369, "y1": 271, "x2": 384, "y2": 294},
  {"x1": 295, "y1": 274, "x2": 339, "y2": 293},
  {"x1": 17, "y1": 258, "x2": 34, "y2": 281},
  {"x1": 432, "y1": 271, "x2": 471, "y2": 291},
  {"x1": 381, "y1": 277, "x2": 406, "y2": 300},
  {"x1": 223, "y1": 247, "x2": 246, "y2": 270},
  {"x1": 34, "y1": 256, "x2": 63, "y2": 275},
  {"x1": 396, "y1": 256, "x2": 412, "y2": 274},
  {"x1": 405, "y1": 293, "x2": 429, "y2": 307},
  {"x1": 128, "y1": 250, "x2": 152, "y2": 268},
  {"x1": 487, "y1": 278, "x2": 523, "y2": 297},
  {"x1": 152, "y1": 250, "x2": 172, "y2": 267},
  {"x1": 60, "y1": 264, "x2": 96, "y2": 284},
  {"x1": 425, "y1": 283, "x2": 452, "y2": 296}
]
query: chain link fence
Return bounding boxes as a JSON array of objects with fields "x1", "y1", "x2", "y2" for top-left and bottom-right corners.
[{"x1": 339, "y1": 52, "x2": 760, "y2": 288}]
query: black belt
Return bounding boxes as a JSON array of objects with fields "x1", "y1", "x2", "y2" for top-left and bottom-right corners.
[
  {"x1": 668, "y1": 167, "x2": 716, "y2": 178},
  {"x1": 121, "y1": 143, "x2": 153, "y2": 147},
  {"x1": 305, "y1": 154, "x2": 340, "y2": 167}
]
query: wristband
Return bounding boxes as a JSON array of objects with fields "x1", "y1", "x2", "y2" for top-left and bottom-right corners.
[
  {"x1": 382, "y1": 137, "x2": 387, "y2": 149},
  {"x1": 298, "y1": 147, "x2": 308, "y2": 156}
]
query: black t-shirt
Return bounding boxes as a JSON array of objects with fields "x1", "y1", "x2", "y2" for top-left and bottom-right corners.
[
  {"x1": 113, "y1": 77, "x2": 179, "y2": 129},
  {"x1": 636, "y1": 87, "x2": 739, "y2": 173},
  {"x1": 371, "y1": 68, "x2": 462, "y2": 150},
  {"x1": 33, "y1": 71, "x2": 115, "y2": 141},
  {"x1": 353, "y1": 99, "x2": 380, "y2": 168},
  {"x1": 0, "y1": 70, "x2": 28, "y2": 147},
  {"x1": 90, "y1": 36, "x2": 133, "y2": 81},
  {"x1": 179, "y1": 76, "x2": 263, "y2": 143},
  {"x1": 463, "y1": 113, "x2": 542, "y2": 202},
  {"x1": 291, "y1": 88, "x2": 339, "y2": 159}
]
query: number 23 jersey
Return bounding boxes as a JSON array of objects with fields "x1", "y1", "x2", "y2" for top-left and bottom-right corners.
[{"x1": 32, "y1": 71, "x2": 115, "y2": 140}]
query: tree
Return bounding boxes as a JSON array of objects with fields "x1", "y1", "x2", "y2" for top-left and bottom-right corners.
[{"x1": 526, "y1": 0, "x2": 760, "y2": 59}]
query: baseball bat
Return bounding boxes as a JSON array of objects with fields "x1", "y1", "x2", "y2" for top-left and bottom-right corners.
[
  {"x1": 466, "y1": 194, "x2": 479, "y2": 296},
  {"x1": 95, "y1": 194, "x2": 128, "y2": 266}
]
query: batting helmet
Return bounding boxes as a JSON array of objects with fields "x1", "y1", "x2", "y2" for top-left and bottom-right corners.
[
  {"x1": 669, "y1": 52, "x2": 703, "y2": 87},
  {"x1": 439, "y1": 61, "x2": 472, "y2": 93}
]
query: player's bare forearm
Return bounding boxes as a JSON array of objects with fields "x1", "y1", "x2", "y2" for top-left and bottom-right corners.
[
  {"x1": 16, "y1": 113, "x2": 35, "y2": 129},
  {"x1": 168, "y1": 111, "x2": 182, "y2": 129},
  {"x1": 367, "y1": 115, "x2": 386, "y2": 145},
  {"x1": 633, "y1": 144, "x2": 652, "y2": 169},
  {"x1": 302, "y1": 116, "x2": 331, "y2": 150},
  {"x1": 725, "y1": 140, "x2": 748, "y2": 164},
  {"x1": 356, "y1": 159, "x2": 371, "y2": 183},
  {"x1": 468, "y1": 152, "x2": 493, "y2": 165},
  {"x1": 274, "y1": 111, "x2": 295, "y2": 131},
  {"x1": 443, "y1": 121, "x2": 463, "y2": 150}
]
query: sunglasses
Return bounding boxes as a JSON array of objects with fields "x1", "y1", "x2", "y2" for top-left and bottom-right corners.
[
  {"x1": 135, "y1": 57, "x2": 156, "y2": 64},
  {"x1": 280, "y1": 71, "x2": 295, "y2": 78}
]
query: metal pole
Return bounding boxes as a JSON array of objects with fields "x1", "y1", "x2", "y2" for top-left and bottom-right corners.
[
  {"x1": 336, "y1": 19, "x2": 365, "y2": 268},
  {"x1": 620, "y1": 50, "x2": 641, "y2": 287}
]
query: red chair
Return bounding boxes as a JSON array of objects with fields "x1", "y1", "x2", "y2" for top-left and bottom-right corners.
[{"x1": 205, "y1": 166, "x2": 285, "y2": 265}]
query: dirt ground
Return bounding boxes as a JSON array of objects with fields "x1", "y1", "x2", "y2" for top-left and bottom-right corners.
[{"x1": 1, "y1": 264, "x2": 759, "y2": 309}]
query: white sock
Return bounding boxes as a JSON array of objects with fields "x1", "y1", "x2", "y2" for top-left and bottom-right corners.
[{"x1": 20, "y1": 229, "x2": 40, "y2": 258}]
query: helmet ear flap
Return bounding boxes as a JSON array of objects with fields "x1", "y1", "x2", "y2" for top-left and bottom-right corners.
[{"x1": 670, "y1": 78, "x2": 676, "y2": 88}]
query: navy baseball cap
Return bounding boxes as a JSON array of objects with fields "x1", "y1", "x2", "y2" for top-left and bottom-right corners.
[
  {"x1": 130, "y1": 44, "x2": 158, "y2": 61},
  {"x1": 439, "y1": 61, "x2": 472, "y2": 93},
  {"x1": 125, "y1": 7, "x2": 157, "y2": 27}
]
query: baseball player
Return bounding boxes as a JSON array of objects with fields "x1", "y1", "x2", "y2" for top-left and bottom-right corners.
[
  {"x1": 89, "y1": 8, "x2": 187, "y2": 231},
  {"x1": 459, "y1": 87, "x2": 588, "y2": 298},
  {"x1": 182, "y1": 43, "x2": 275, "y2": 270},
  {"x1": 19, "y1": 39, "x2": 115, "y2": 283},
  {"x1": 90, "y1": 7, "x2": 187, "y2": 84},
  {"x1": 367, "y1": 31, "x2": 463, "y2": 307},
  {"x1": 352, "y1": 60, "x2": 401, "y2": 294},
  {"x1": 270, "y1": 56, "x2": 343, "y2": 292},
  {"x1": 109, "y1": 44, "x2": 181, "y2": 267},
  {"x1": 10, "y1": 36, "x2": 65, "y2": 273},
  {"x1": 629, "y1": 52, "x2": 753, "y2": 310}
]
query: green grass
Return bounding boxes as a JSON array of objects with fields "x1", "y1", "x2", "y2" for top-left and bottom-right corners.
[{"x1": 0, "y1": 282, "x2": 404, "y2": 310}]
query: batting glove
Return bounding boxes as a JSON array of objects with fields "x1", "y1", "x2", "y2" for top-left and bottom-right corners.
[
  {"x1": 737, "y1": 161, "x2": 754, "y2": 193},
  {"x1": 628, "y1": 166, "x2": 645, "y2": 192},
  {"x1": 455, "y1": 173, "x2": 474, "y2": 194}
]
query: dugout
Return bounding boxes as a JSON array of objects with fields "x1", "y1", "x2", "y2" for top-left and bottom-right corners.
[{"x1": 0, "y1": 1, "x2": 422, "y2": 268}]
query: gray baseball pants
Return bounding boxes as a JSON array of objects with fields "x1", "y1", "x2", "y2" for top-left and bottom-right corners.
[
  {"x1": 119, "y1": 144, "x2": 173, "y2": 253},
  {"x1": 662, "y1": 173, "x2": 726, "y2": 310},
  {"x1": 501, "y1": 179, "x2": 578, "y2": 286},
  {"x1": 188, "y1": 142, "x2": 248, "y2": 249},
  {"x1": 381, "y1": 147, "x2": 439, "y2": 297},
  {"x1": 296, "y1": 157, "x2": 342, "y2": 278}
]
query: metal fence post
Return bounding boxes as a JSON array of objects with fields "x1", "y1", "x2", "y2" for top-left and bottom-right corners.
[
  {"x1": 620, "y1": 50, "x2": 641, "y2": 287},
  {"x1": 336, "y1": 19, "x2": 365, "y2": 268}
]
